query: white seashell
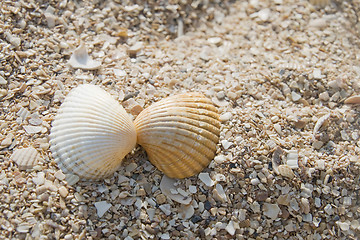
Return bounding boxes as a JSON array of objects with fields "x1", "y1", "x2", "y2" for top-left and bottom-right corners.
[
  {"x1": 68, "y1": 43, "x2": 101, "y2": 70},
  {"x1": 10, "y1": 147, "x2": 40, "y2": 170},
  {"x1": 134, "y1": 92, "x2": 221, "y2": 179},
  {"x1": 277, "y1": 165, "x2": 296, "y2": 178},
  {"x1": 49, "y1": 84, "x2": 137, "y2": 180}
]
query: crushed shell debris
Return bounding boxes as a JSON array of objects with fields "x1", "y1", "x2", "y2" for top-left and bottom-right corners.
[{"x1": 0, "y1": 0, "x2": 360, "y2": 239}]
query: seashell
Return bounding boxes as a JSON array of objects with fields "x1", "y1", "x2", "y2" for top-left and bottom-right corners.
[
  {"x1": 68, "y1": 43, "x2": 101, "y2": 70},
  {"x1": 49, "y1": 84, "x2": 137, "y2": 180},
  {"x1": 134, "y1": 92, "x2": 220, "y2": 179},
  {"x1": 10, "y1": 147, "x2": 40, "y2": 170}
]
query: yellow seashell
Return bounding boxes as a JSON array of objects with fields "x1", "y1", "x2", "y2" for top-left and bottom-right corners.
[
  {"x1": 134, "y1": 92, "x2": 220, "y2": 179},
  {"x1": 49, "y1": 84, "x2": 137, "y2": 180}
]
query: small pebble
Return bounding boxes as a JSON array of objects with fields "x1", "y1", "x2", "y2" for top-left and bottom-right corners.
[
  {"x1": 189, "y1": 185, "x2": 197, "y2": 193},
  {"x1": 59, "y1": 186, "x2": 69, "y2": 198},
  {"x1": 54, "y1": 170, "x2": 66, "y2": 180},
  {"x1": 221, "y1": 140, "x2": 233, "y2": 150},
  {"x1": 219, "y1": 112, "x2": 232, "y2": 122},
  {"x1": 291, "y1": 91, "x2": 301, "y2": 102},
  {"x1": 313, "y1": 140, "x2": 324, "y2": 150},
  {"x1": 0, "y1": 76, "x2": 7, "y2": 85}
]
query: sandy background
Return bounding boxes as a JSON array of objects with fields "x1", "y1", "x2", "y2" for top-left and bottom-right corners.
[{"x1": 1, "y1": 0, "x2": 360, "y2": 239}]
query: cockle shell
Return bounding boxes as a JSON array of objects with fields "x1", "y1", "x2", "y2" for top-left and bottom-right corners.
[
  {"x1": 134, "y1": 92, "x2": 220, "y2": 179},
  {"x1": 49, "y1": 84, "x2": 137, "y2": 179}
]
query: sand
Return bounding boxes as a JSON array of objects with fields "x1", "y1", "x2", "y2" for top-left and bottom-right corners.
[{"x1": 1, "y1": 0, "x2": 360, "y2": 239}]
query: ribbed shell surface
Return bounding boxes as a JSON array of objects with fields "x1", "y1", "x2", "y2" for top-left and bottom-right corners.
[
  {"x1": 49, "y1": 84, "x2": 137, "y2": 180},
  {"x1": 134, "y1": 93, "x2": 220, "y2": 179}
]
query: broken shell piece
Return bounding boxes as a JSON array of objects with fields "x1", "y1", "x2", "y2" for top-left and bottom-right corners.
[
  {"x1": 313, "y1": 113, "x2": 330, "y2": 136},
  {"x1": 44, "y1": 6, "x2": 57, "y2": 28},
  {"x1": 68, "y1": 43, "x2": 101, "y2": 70},
  {"x1": 10, "y1": 147, "x2": 40, "y2": 170},
  {"x1": 286, "y1": 150, "x2": 299, "y2": 168},
  {"x1": 272, "y1": 146, "x2": 284, "y2": 175},
  {"x1": 49, "y1": 84, "x2": 137, "y2": 180},
  {"x1": 277, "y1": 165, "x2": 296, "y2": 178},
  {"x1": 127, "y1": 42, "x2": 144, "y2": 57},
  {"x1": 178, "y1": 204, "x2": 195, "y2": 219},
  {"x1": 160, "y1": 175, "x2": 192, "y2": 204},
  {"x1": 134, "y1": 92, "x2": 221, "y2": 179},
  {"x1": 344, "y1": 95, "x2": 360, "y2": 104}
]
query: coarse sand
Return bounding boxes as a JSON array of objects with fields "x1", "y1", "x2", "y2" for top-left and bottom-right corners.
[{"x1": 1, "y1": 0, "x2": 360, "y2": 239}]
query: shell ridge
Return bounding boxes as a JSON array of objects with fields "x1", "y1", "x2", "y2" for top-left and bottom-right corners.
[
  {"x1": 135, "y1": 118, "x2": 220, "y2": 140},
  {"x1": 145, "y1": 146, "x2": 203, "y2": 178},
  {"x1": 49, "y1": 84, "x2": 137, "y2": 180},
  {"x1": 135, "y1": 113, "x2": 220, "y2": 136}
]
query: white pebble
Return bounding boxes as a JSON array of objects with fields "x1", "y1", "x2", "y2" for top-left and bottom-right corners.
[
  {"x1": 23, "y1": 125, "x2": 43, "y2": 134},
  {"x1": 258, "y1": 8, "x2": 270, "y2": 22},
  {"x1": 313, "y1": 69, "x2": 322, "y2": 79},
  {"x1": 291, "y1": 91, "x2": 301, "y2": 102}
]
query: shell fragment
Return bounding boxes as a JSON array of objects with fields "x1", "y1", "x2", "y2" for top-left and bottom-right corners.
[{"x1": 10, "y1": 147, "x2": 40, "y2": 170}]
